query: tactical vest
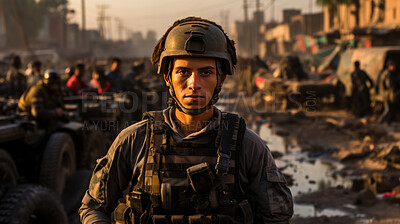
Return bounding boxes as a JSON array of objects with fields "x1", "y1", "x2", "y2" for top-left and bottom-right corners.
[{"x1": 115, "y1": 110, "x2": 253, "y2": 224}]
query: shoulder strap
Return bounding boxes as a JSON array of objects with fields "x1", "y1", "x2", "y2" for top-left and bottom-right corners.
[
  {"x1": 142, "y1": 111, "x2": 167, "y2": 195},
  {"x1": 215, "y1": 112, "x2": 241, "y2": 176},
  {"x1": 134, "y1": 111, "x2": 166, "y2": 193},
  {"x1": 234, "y1": 117, "x2": 247, "y2": 200}
]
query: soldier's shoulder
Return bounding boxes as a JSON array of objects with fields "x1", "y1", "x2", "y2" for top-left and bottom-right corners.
[
  {"x1": 241, "y1": 127, "x2": 268, "y2": 152},
  {"x1": 27, "y1": 84, "x2": 45, "y2": 96},
  {"x1": 113, "y1": 120, "x2": 148, "y2": 145}
]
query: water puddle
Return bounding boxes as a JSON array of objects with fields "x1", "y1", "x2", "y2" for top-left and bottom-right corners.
[
  {"x1": 294, "y1": 204, "x2": 353, "y2": 217},
  {"x1": 253, "y1": 121, "x2": 355, "y2": 218}
]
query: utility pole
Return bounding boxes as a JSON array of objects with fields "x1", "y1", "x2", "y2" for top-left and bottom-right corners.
[
  {"x1": 255, "y1": 0, "x2": 260, "y2": 56},
  {"x1": 271, "y1": 0, "x2": 275, "y2": 22},
  {"x1": 0, "y1": 0, "x2": 7, "y2": 36},
  {"x1": 308, "y1": 0, "x2": 313, "y2": 36},
  {"x1": 11, "y1": 0, "x2": 32, "y2": 55},
  {"x1": 107, "y1": 16, "x2": 113, "y2": 40},
  {"x1": 97, "y1": 4, "x2": 109, "y2": 39},
  {"x1": 115, "y1": 17, "x2": 123, "y2": 41},
  {"x1": 81, "y1": 0, "x2": 86, "y2": 47},
  {"x1": 243, "y1": 0, "x2": 252, "y2": 57}
]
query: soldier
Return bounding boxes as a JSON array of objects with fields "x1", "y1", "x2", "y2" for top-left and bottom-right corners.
[
  {"x1": 6, "y1": 55, "x2": 27, "y2": 98},
  {"x1": 350, "y1": 61, "x2": 374, "y2": 117},
  {"x1": 18, "y1": 70, "x2": 64, "y2": 129},
  {"x1": 379, "y1": 60, "x2": 400, "y2": 124},
  {"x1": 79, "y1": 17, "x2": 293, "y2": 224}
]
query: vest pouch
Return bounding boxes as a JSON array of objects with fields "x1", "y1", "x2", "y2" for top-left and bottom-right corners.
[
  {"x1": 186, "y1": 162, "x2": 215, "y2": 194},
  {"x1": 152, "y1": 215, "x2": 169, "y2": 224},
  {"x1": 170, "y1": 215, "x2": 185, "y2": 224},
  {"x1": 161, "y1": 183, "x2": 172, "y2": 210},
  {"x1": 114, "y1": 198, "x2": 131, "y2": 224},
  {"x1": 188, "y1": 214, "x2": 211, "y2": 224},
  {"x1": 126, "y1": 191, "x2": 150, "y2": 213}
]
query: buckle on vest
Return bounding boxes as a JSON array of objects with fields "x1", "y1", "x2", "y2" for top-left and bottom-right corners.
[
  {"x1": 187, "y1": 162, "x2": 215, "y2": 194},
  {"x1": 126, "y1": 191, "x2": 149, "y2": 213},
  {"x1": 216, "y1": 152, "x2": 230, "y2": 176}
]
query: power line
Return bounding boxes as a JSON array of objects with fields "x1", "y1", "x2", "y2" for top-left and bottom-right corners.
[{"x1": 127, "y1": 0, "x2": 237, "y2": 21}]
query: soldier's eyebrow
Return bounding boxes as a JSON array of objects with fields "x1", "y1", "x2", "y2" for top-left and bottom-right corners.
[
  {"x1": 174, "y1": 66, "x2": 215, "y2": 70},
  {"x1": 198, "y1": 66, "x2": 215, "y2": 70},
  {"x1": 174, "y1": 66, "x2": 191, "y2": 70}
]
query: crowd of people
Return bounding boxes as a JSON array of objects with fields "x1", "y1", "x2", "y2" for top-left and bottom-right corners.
[
  {"x1": 3, "y1": 55, "x2": 146, "y2": 98},
  {"x1": 1, "y1": 55, "x2": 148, "y2": 130}
]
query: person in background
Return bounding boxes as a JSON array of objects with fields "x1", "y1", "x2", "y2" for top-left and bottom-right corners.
[
  {"x1": 67, "y1": 63, "x2": 89, "y2": 95},
  {"x1": 65, "y1": 66, "x2": 75, "y2": 80},
  {"x1": 350, "y1": 61, "x2": 374, "y2": 117},
  {"x1": 26, "y1": 60, "x2": 42, "y2": 87},
  {"x1": 90, "y1": 67, "x2": 110, "y2": 94},
  {"x1": 6, "y1": 55, "x2": 27, "y2": 98},
  {"x1": 106, "y1": 57, "x2": 124, "y2": 92},
  {"x1": 125, "y1": 60, "x2": 144, "y2": 92},
  {"x1": 18, "y1": 70, "x2": 64, "y2": 129},
  {"x1": 379, "y1": 60, "x2": 400, "y2": 124}
]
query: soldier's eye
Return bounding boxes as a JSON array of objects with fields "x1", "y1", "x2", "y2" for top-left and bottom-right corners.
[
  {"x1": 177, "y1": 70, "x2": 190, "y2": 76},
  {"x1": 200, "y1": 70, "x2": 213, "y2": 76}
]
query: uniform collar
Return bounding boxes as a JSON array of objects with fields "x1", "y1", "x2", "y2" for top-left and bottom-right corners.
[{"x1": 163, "y1": 106, "x2": 222, "y2": 141}]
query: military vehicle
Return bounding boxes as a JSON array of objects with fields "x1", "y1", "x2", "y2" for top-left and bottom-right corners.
[
  {"x1": 255, "y1": 55, "x2": 337, "y2": 110},
  {"x1": 0, "y1": 100, "x2": 99, "y2": 223}
]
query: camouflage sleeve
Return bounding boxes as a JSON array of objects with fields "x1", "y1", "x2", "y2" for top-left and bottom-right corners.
[
  {"x1": 240, "y1": 128, "x2": 293, "y2": 224},
  {"x1": 79, "y1": 121, "x2": 148, "y2": 224},
  {"x1": 29, "y1": 87, "x2": 58, "y2": 120}
]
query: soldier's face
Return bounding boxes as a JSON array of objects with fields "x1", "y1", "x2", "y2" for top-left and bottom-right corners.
[{"x1": 165, "y1": 57, "x2": 225, "y2": 110}]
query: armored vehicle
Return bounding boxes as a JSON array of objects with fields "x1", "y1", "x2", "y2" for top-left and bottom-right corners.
[
  {"x1": 0, "y1": 100, "x2": 101, "y2": 223},
  {"x1": 255, "y1": 55, "x2": 337, "y2": 110}
]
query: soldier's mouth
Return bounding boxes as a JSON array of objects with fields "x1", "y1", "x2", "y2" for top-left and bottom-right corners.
[{"x1": 184, "y1": 95, "x2": 205, "y2": 99}]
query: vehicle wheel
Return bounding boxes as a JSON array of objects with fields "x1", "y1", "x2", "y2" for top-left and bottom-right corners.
[
  {"x1": 0, "y1": 149, "x2": 18, "y2": 195},
  {"x1": 0, "y1": 184, "x2": 68, "y2": 224},
  {"x1": 79, "y1": 130, "x2": 107, "y2": 169},
  {"x1": 61, "y1": 170, "x2": 92, "y2": 215},
  {"x1": 40, "y1": 132, "x2": 76, "y2": 196}
]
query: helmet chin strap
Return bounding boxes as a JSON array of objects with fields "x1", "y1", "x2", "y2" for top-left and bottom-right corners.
[{"x1": 167, "y1": 60, "x2": 223, "y2": 116}]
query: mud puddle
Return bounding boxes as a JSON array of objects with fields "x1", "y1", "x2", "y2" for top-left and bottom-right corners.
[{"x1": 253, "y1": 122, "x2": 361, "y2": 219}]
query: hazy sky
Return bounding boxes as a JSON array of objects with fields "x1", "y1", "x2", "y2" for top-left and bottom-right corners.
[{"x1": 68, "y1": 0, "x2": 322, "y2": 39}]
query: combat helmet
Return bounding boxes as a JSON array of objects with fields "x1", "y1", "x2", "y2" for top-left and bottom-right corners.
[
  {"x1": 43, "y1": 70, "x2": 61, "y2": 86},
  {"x1": 152, "y1": 17, "x2": 237, "y2": 115}
]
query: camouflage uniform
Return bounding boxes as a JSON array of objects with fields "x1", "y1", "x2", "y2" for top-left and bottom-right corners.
[
  {"x1": 79, "y1": 107, "x2": 293, "y2": 224},
  {"x1": 18, "y1": 80, "x2": 62, "y2": 127}
]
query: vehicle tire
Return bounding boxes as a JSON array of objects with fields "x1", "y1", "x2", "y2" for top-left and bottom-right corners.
[
  {"x1": 61, "y1": 169, "x2": 92, "y2": 215},
  {"x1": 0, "y1": 184, "x2": 68, "y2": 224},
  {"x1": 0, "y1": 149, "x2": 18, "y2": 195},
  {"x1": 40, "y1": 132, "x2": 76, "y2": 196},
  {"x1": 79, "y1": 130, "x2": 107, "y2": 169}
]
